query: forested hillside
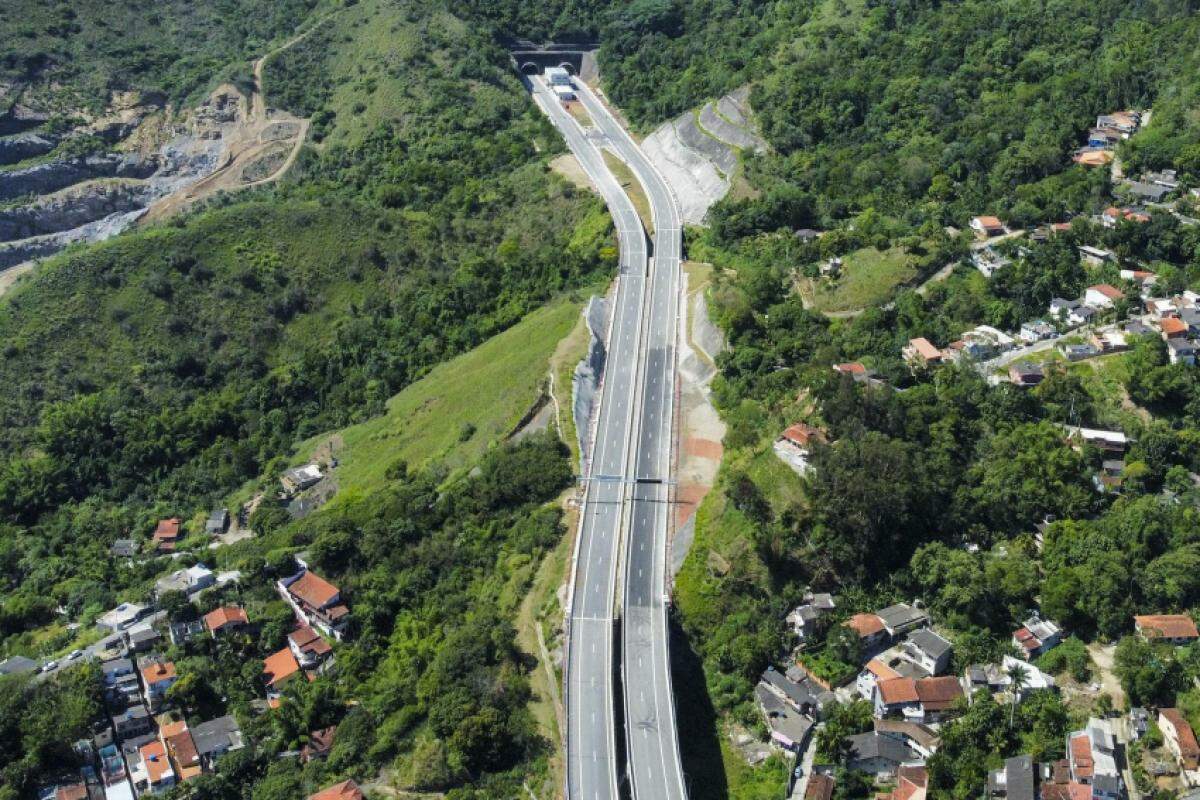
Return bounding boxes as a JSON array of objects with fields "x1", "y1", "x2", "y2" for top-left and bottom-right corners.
[{"x1": 0, "y1": 0, "x2": 614, "y2": 796}]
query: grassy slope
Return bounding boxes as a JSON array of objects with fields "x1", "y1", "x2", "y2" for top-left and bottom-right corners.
[
  {"x1": 293, "y1": 296, "x2": 588, "y2": 505},
  {"x1": 797, "y1": 245, "x2": 919, "y2": 313}
]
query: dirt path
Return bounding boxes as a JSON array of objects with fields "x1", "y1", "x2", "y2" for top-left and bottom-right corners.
[
  {"x1": 1086, "y1": 642, "x2": 1126, "y2": 709},
  {"x1": 140, "y1": 12, "x2": 334, "y2": 222}
]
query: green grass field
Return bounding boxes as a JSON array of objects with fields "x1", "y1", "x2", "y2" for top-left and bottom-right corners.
[
  {"x1": 797, "y1": 245, "x2": 919, "y2": 313},
  {"x1": 294, "y1": 297, "x2": 586, "y2": 505}
]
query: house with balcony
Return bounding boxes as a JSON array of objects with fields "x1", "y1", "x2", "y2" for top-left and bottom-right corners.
[{"x1": 278, "y1": 569, "x2": 350, "y2": 640}]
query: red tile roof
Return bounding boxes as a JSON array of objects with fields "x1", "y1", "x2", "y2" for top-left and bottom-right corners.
[
  {"x1": 204, "y1": 606, "x2": 249, "y2": 633},
  {"x1": 973, "y1": 215, "x2": 1003, "y2": 229},
  {"x1": 307, "y1": 780, "x2": 365, "y2": 800},
  {"x1": 289, "y1": 626, "x2": 333, "y2": 657},
  {"x1": 286, "y1": 571, "x2": 341, "y2": 609},
  {"x1": 1088, "y1": 284, "x2": 1124, "y2": 301},
  {"x1": 834, "y1": 362, "x2": 866, "y2": 375},
  {"x1": 140, "y1": 739, "x2": 174, "y2": 785},
  {"x1": 846, "y1": 613, "x2": 885, "y2": 638},
  {"x1": 781, "y1": 423, "x2": 826, "y2": 449},
  {"x1": 153, "y1": 518, "x2": 181, "y2": 541},
  {"x1": 805, "y1": 774, "x2": 834, "y2": 800},
  {"x1": 55, "y1": 784, "x2": 87, "y2": 800},
  {"x1": 908, "y1": 337, "x2": 942, "y2": 361},
  {"x1": 1069, "y1": 733, "x2": 1093, "y2": 778},
  {"x1": 141, "y1": 660, "x2": 177, "y2": 685},
  {"x1": 1161, "y1": 317, "x2": 1188, "y2": 337},
  {"x1": 914, "y1": 676, "x2": 963, "y2": 710},
  {"x1": 1161, "y1": 708, "x2": 1200, "y2": 764},
  {"x1": 1136, "y1": 613, "x2": 1200, "y2": 640},
  {"x1": 864, "y1": 658, "x2": 901, "y2": 681}
]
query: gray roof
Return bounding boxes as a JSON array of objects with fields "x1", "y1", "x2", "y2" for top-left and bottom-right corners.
[
  {"x1": 0, "y1": 655, "x2": 38, "y2": 675},
  {"x1": 755, "y1": 684, "x2": 813, "y2": 746},
  {"x1": 808, "y1": 592, "x2": 836, "y2": 610},
  {"x1": 127, "y1": 626, "x2": 160, "y2": 644},
  {"x1": 876, "y1": 603, "x2": 928, "y2": 632},
  {"x1": 1127, "y1": 181, "x2": 1170, "y2": 201},
  {"x1": 906, "y1": 629, "x2": 952, "y2": 660},
  {"x1": 989, "y1": 755, "x2": 1035, "y2": 800},
  {"x1": 762, "y1": 667, "x2": 830, "y2": 709},
  {"x1": 101, "y1": 657, "x2": 134, "y2": 678},
  {"x1": 846, "y1": 732, "x2": 918, "y2": 766},
  {"x1": 113, "y1": 704, "x2": 149, "y2": 724},
  {"x1": 191, "y1": 715, "x2": 242, "y2": 756},
  {"x1": 111, "y1": 539, "x2": 138, "y2": 557}
]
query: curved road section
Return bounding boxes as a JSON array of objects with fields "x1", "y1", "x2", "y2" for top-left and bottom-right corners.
[
  {"x1": 575, "y1": 82, "x2": 689, "y2": 800},
  {"x1": 529, "y1": 76, "x2": 649, "y2": 800}
]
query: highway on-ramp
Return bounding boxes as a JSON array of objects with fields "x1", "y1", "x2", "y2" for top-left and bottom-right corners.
[
  {"x1": 574, "y1": 81, "x2": 689, "y2": 800},
  {"x1": 529, "y1": 75, "x2": 649, "y2": 800}
]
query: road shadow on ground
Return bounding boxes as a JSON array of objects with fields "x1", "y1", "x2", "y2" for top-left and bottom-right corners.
[{"x1": 670, "y1": 612, "x2": 729, "y2": 800}]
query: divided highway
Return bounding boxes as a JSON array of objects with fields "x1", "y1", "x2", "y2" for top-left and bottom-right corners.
[
  {"x1": 529, "y1": 72, "x2": 688, "y2": 800},
  {"x1": 574, "y1": 82, "x2": 688, "y2": 800},
  {"x1": 529, "y1": 76, "x2": 648, "y2": 800}
]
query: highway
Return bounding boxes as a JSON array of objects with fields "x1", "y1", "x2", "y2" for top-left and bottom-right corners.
[
  {"x1": 529, "y1": 75, "x2": 649, "y2": 800},
  {"x1": 574, "y1": 81, "x2": 688, "y2": 800}
]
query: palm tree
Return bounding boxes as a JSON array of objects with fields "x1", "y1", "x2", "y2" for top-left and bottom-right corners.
[{"x1": 1006, "y1": 662, "x2": 1030, "y2": 728}]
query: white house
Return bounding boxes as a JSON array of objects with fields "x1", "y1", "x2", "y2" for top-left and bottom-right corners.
[
  {"x1": 1012, "y1": 616, "x2": 1063, "y2": 658},
  {"x1": 900, "y1": 629, "x2": 953, "y2": 676},
  {"x1": 1084, "y1": 284, "x2": 1124, "y2": 309}
]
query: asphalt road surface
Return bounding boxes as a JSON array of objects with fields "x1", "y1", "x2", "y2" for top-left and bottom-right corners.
[
  {"x1": 530, "y1": 75, "x2": 648, "y2": 800},
  {"x1": 574, "y1": 82, "x2": 689, "y2": 800}
]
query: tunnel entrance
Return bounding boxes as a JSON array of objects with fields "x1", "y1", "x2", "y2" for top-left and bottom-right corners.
[{"x1": 519, "y1": 62, "x2": 540, "y2": 75}]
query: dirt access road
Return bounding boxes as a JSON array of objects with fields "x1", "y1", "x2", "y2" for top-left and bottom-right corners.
[{"x1": 141, "y1": 14, "x2": 333, "y2": 221}]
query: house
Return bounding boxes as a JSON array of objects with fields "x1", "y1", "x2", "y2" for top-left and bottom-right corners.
[
  {"x1": 1159, "y1": 708, "x2": 1200, "y2": 771},
  {"x1": 1067, "y1": 719, "x2": 1122, "y2": 798},
  {"x1": 987, "y1": 755, "x2": 1036, "y2": 800},
  {"x1": 832, "y1": 362, "x2": 871, "y2": 382},
  {"x1": 846, "y1": 613, "x2": 889, "y2": 650},
  {"x1": 1019, "y1": 320, "x2": 1056, "y2": 343},
  {"x1": 1160, "y1": 316, "x2": 1189, "y2": 339},
  {"x1": 126, "y1": 622, "x2": 162, "y2": 653},
  {"x1": 754, "y1": 682, "x2": 814, "y2": 752},
  {"x1": 288, "y1": 626, "x2": 333, "y2": 669},
  {"x1": 1078, "y1": 246, "x2": 1114, "y2": 267},
  {"x1": 204, "y1": 606, "x2": 249, "y2": 637},
  {"x1": 1067, "y1": 305, "x2": 1096, "y2": 327},
  {"x1": 858, "y1": 659, "x2": 903, "y2": 701},
  {"x1": 844, "y1": 732, "x2": 920, "y2": 777},
  {"x1": 1073, "y1": 148, "x2": 1114, "y2": 167},
  {"x1": 111, "y1": 539, "x2": 138, "y2": 558},
  {"x1": 1102, "y1": 207, "x2": 1150, "y2": 228},
  {"x1": 901, "y1": 629, "x2": 953, "y2": 675},
  {"x1": 278, "y1": 568, "x2": 350, "y2": 640},
  {"x1": 874, "y1": 718, "x2": 941, "y2": 759},
  {"x1": 1146, "y1": 297, "x2": 1178, "y2": 317},
  {"x1": 877, "y1": 604, "x2": 930, "y2": 640},
  {"x1": 97, "y1": 602, "x2": 149, "y2": 633},
  {"x1": 903, "y1": 338, "x2": 944, "y2": 368},
  {"x1": 131, "y1": 739, "x2": 175, "y2": 795},
  {"x1": 973, "y1": 246, "x2": 1011, "y2": 278},
  {"x1": 1090, "y1": 330, "x2": 1128, "y2": 353},
  {"x1": 102, "y1": 658, "x2": 142, "y2": 706},
  {"x1": 1126, "y1": 180, "x2": 1171, "y2": 203},
  {"x1": 140, "y1": 659, "x2": 178, "y2": 711},
  {"x1": 1009, "y1": 362, "x2": 1044, "y2": 388},
  {"x1": 1143, "y1": 169, "x2": 1181, "y2": 190},
  {"x1": 878, "y1": 765, "x2": 928, "y2": 800},
  {"x1": 190, "y1": 715, "x2": 244, "y2": 769},
  {"x1": 760, "y1": 666, "x2": 835, "y2": 718},
  {"x1": 1084, "y1": 285, "x2": 1124, "y2": 309},
  {"x1": 794, "y1": 228, "x2": 822, "y2": 241},
  {"x1": 1120, "y1": 268, "x2": 1157, "y2": 288},
  {"x1": 302, "y1": 726, "x2": 337, "y2": 763},
  {"x1": 1049, "y1": 298, "x2": 1081, "y2": 318},
  {"x1": 1096, "y1": 111, "x2": 1139, "y2": 133},
  {"x1": 805, "y1": 774, "x2": 834, "y2": 800},
  {"x1": 970, "y1": 216, "x2": 1006, "y2": 239},
  {"x1": 169, "y1": 619, "x2": 206, "y2": 646},
  {"x1": 152, "y1": 518, "x2": 182, "y2": 553},
  {"x1": 161, "y1": 719, "x2": 202, "y2": 782},
  {"x1": 1088, "y1": 128, "x2": 1123, "y2": 148},
  {"x1": 204, "y1": 509, "x2": 229, "y2": 536},
  {"x1": 281, "y1": 464, "x2": 323, "y2": 495},
  {"x1": 263, "y1": 647, "x2": 304, "y2": 693},
  {"x1": 1129, "y1": 708, "x2": 1151, "y2": 741},
  {"x1": 1012, "y1": 615, "x2": 1062, "y2": 658},
  {"x1": 1168, "y1": 338, "x2": 1198, "y2": 366},
  {"x1": 308, "y1": 780, "x2": 366, "y2": 800},
  {"x1": 875, "y1": 676, "x2": 964, "y2": 722},
  {"x1": 1137, "y1": 613, "x2": 1200, "y2": 644},
  {"x1": 112, "y1": 704, "x2": 153, "y2": 741},
  {"x1": 786, "y1": 593, "x2": 835, "y2": 643},
  {"x1": 1062, "y1": 425, "x2": 1127, "y2": 454},
  {"x1": 774, "y1": 423, "x2": 827, "y2": 475},
  {"x1": 154, "y1": 563, "x2": 215, "y2": 597},
  {"x1": 1124, "y1": 320, "x2": 1152, "y2": 337}
]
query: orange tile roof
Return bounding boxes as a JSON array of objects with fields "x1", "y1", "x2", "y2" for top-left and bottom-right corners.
[
  {"x1": 204, "y1": 606, "x2": 249, "y2": 632},
  {"x1": 846, "y1": 613, "x2": 885, "y2": 638},
  {"x1": 974, "y1": 215, "x2": 1003, "y2": 229},
  {"x1": 908, "y1": 337, "x2": 942, "y2": 361},
  {"x1": 806, "y1": 774, "x2": 834, "y2": 800},
  {"x1": 307, "y1": 780, "x2": 366, "y2": 800},
  {"x1": 1162, "y1": 708, "x2": 1200, "y2": 761},
  {"x1": 894, "y1": 766, "x2": 928, "y2": 800},
  {"x1": 1069, "y1": 733, "x2": 1093, "y2": 778},
  {"x1": 878, "y1": 677, "x2": 919, "y2": 705},
  {"x1": 864, "y1": 658, "x2": 901, "y2": 681},
  {"x1": 263, "y1": 647, "x2": 302, "y2": 687},
  {"x1": 153, "y1": 518, "x2": 181, "y2": 541},
  {"x1": 834, "y1": 362, "x2": 866, "y2": 375},
  {"x1": 140, "y1": 739, "x2": 174, "y2": 785},
  {"x1": 286, "y1": 570, "x2": 341, "y2": 609},
  {"x1": 1073, "y1": 150, "x2": 1113, "y2": 166},
  {"x1": 1161, "y1": 317, "x2": 1188, "y2": 336},
  {"x1": 141, "y1": 660, "x2": 177, "y2": 685},
  {"x1": 1088, "y1": 284, "x2": 1124, "y2": 300},
  {"x1": 1136, "y1": 614, "x2": 1200, "y2": 640},
  {"x1": 55, "y1": 784, "x2": 87, "y2": 800},
  {"x1": 166, "y1": 726, "x2": 200, "y2": 771}
]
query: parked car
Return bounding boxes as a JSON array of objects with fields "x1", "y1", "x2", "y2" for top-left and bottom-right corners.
[
  {"x1": 67, "y1": 649, "x2": 84, "y2": 661},
  {"x1": 41, "y1": 660, "x2": 58, "y2": 673}
]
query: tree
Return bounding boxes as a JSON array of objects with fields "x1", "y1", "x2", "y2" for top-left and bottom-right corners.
[{"x1": 1005, "y1": 662, "x2": 1029, "y2": 729}]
